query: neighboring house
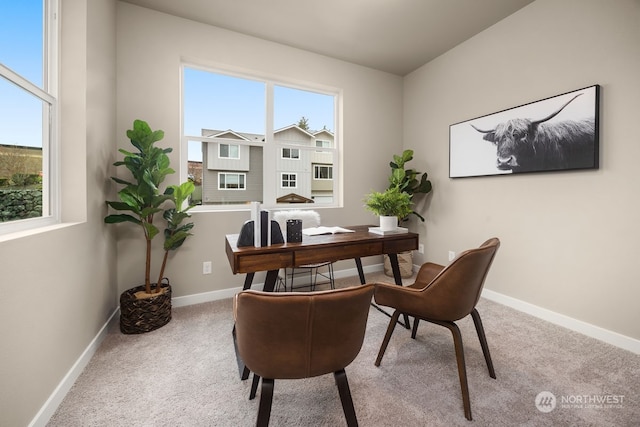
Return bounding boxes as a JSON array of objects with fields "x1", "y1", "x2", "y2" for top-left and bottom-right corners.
[{"x1": 199, "y1": 125, "x2": 334, "y2": 204}]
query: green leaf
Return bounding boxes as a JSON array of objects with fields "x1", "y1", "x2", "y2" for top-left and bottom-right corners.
[{"x1": 104, "y1": 214, "x2": 141, "y2": 225}]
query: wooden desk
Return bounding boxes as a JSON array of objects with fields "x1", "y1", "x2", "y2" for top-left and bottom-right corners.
[{"x1": 226, "y1": 224, "x2": 418, "y2": 379}]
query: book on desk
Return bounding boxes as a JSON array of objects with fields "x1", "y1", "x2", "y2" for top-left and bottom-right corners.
[
  {"x1": 302, "y1": 226, "x2": 355, "y2": 236},
  {"x1": 368, "y1": 226, "x2": 409, "y2": 235}
]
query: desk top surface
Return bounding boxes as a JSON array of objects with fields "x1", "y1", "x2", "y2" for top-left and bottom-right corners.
[{"x1": 226, "y1": 224, "x2": 417, "y2": 252}]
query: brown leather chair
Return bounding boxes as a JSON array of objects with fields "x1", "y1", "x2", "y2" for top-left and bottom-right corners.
[
  {"x1": 234, "y1": 284, "x2": 375, "y2": 427},
  {"x1": 373, "y1": 238, "x2": 500, "y2": 421}
]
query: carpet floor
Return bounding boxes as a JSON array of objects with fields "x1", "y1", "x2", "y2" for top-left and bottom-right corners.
[{"x1": 48, "y1": 272, "x2": 639, "y2": 426}]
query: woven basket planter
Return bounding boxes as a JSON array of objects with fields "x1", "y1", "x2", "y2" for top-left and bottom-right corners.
[
  {"x1": 120, "y1": 279, "x2": 172, "y2": 334},
  {"x1": 384, "y1": 251, "x2": 414, "y2": 278}
]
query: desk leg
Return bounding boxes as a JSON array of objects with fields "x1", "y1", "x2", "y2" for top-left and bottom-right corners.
[
  {"x1": 242, "y1": 272, "x2": 255, "y2": 290},
  {"x1": 263, "y1": 270, "x2": 279, "y2": 292},
  {"x1": 355, "y1": 258, "x2": 366, "y2": 284},
  {"x1": 387, "y1": 253, "x2": 412, "y2": 330}
]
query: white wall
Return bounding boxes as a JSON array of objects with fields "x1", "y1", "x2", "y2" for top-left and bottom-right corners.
[
  {"x1": 115, "y1": 2, "x2": 404, "y2": 298},
  {"x1": 0, "y1": 1, "x2": 118, "y2": 426},
  {"x1": 405, "y1": 0, "x2": 640, "y2": 340}
]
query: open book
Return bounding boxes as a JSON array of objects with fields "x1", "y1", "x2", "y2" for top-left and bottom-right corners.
[{"x1": 302, "y1": 226, "x2": 355, "y2": 236}]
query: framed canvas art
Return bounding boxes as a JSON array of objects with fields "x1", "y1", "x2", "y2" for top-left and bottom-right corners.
[{"x1": 449, "y1": 85, "x2": 600, "y2": 178}]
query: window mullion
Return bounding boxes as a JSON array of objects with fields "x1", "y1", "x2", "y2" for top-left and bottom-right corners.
[{"x1": 262, "y1": 82, "x2": 276, "y2": 206}]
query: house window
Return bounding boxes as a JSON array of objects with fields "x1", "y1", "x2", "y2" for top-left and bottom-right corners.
[
  {"x1": 314, "y1": 165, "x2": 333, "y2": 180},
  {"x1": 0, "y1": 0, "x2": 58, "y2": 234},
  {"x1": 182, "y1": 65, "x2": 339, "y2": 208},
  {"x1": 219, "y1": 143, "x2": 239, "y2": 159},
  {"x1": 282, "y1": 148, "x2": 299, "y2": 159},
  {"x1": 219, "y1": 173, "x2": 245, "y2": 190},
  {"x1": 281, "y1": 173, "x2": 297, "y2": 188},
  {"x1": 316, "y1": 140, "x2": 331, "y2": 148}
]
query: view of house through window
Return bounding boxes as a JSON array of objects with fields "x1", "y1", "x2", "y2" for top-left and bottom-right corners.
[
  {"x1": 183, "y1": 65, "x2": 338, "y2": 207},
  {"x1": 0, "y1": 0, "x2": 56, "y2": 232}
]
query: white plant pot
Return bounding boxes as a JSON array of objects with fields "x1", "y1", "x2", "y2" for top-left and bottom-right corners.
[{"x1": 379, "y1": 215, "x2": 398, "y2": 231}]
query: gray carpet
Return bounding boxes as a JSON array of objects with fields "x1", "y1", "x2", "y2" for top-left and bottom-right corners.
[{"x1": 48, "y1": 273, "x2": 639, "y2": 426}]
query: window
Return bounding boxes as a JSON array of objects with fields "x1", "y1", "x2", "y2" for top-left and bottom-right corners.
[
  {"x1": 282, "y1": 148, "x2": 299, "y2": 159},
  {"x1": 219, "y1": 143, "x2": 239, "y2": 159},
  {"x1": 314, "y1": 165, "x2": 333, "y2": 180},
  {"x1": 182, "y1": 65, "x2": 339, "y2": 208},
  {"x1": 0, "y1": 0, "x2": 58, "y2": 234},
  {"x1": 219, "y1": 172, "x2": 245, "y2": 190},
  {"x1": 316, "y1": 140, "x2": 331, "y2": 148},
  {"x1": 281, "y1": 173, "x2": 297, "y2": 188}
]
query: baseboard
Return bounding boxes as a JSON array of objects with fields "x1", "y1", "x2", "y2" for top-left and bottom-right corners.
[
  {"x1": 481, "y1": 288, "x2": 640, "y2": 355},
  {"x1": 28, "y1": 308, "x2": 120, "y2": 427}
]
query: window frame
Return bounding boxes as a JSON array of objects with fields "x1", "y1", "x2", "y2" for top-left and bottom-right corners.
[
  {"x1": 180, "y1": 62, "x2": 342, "y2": 211},
  {"x1": 281, "y1": 147, "x2": 300, "y2": 159},
  {"x1": 0, "y1": 0, "x2": 59, "y2": 236},
  {"x1": 281, "y1": 173, "x2": 297, "y2": 189},
  {"x1": 219, "y1": 143, "x2": 240, "y2": 159},
  {"x1": 314, "y1": 165, "x2": 333, "y2": 180},
  {"x1": 218, "y1": 172, "x2": 246, "y2": 190}
]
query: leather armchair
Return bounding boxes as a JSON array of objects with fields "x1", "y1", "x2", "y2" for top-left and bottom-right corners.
[
  {"x1": 234, "y1": 284, "x2": 375, "y2": 427},
  {"x1": 374, "y1": 238, "x2": 500, "y2": 420}
]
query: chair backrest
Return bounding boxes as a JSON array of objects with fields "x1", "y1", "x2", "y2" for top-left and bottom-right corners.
[
  {"x1": 234, "y1": 284, "x2": 374, "y2": 379},
  {"x1": 421, "y1": 238, "x2": 500, "y2": 321},
  {"x1": 273, "y1": 210, "x2": 321, "y2": 234}
]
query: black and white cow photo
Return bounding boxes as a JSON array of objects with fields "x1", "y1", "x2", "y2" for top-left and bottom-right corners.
[{"x1": 449, "y1": 85, "x2": 599, "y2": 178}]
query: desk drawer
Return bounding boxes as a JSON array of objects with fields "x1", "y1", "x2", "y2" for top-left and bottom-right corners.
[
  {"x1": 295, "y1": 242, "x2": 383, "y2": 265},
  {"x1": 237, "y1": 252, "x2": 293, "y2": 273},
  {"x1": 383, "y1": 236, "x2": 418, "y2": 254}
]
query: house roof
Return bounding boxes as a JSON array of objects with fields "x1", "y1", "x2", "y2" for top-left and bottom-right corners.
[{"x1": 276, "y1": 193, "x2": 315, "y2": 204}]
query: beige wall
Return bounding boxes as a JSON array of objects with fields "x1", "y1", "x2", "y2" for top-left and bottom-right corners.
[
  {"x1": 0, "y1": 0, "x2": 118, "y2": 426},
  {"x1": 115, "y1": 2, "x2": 404, "y2": 297},
  {"x1": 405, "y1": 0, "x2": 640, "y2": 340}
]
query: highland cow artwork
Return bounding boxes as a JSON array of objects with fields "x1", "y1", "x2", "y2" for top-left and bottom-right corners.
[{"x1": 449, "y1": 85, "x2": 599, "y2": 178}]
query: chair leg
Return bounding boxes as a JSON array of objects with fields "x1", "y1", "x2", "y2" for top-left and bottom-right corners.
[
  {"x1": 334, "y1": 369, "x2": 358, "y2": 427},
  {"x1": 375, "y1": 310, "x2": 401, "y2": 366},
  {"x1": 471, "y1": 308, "x2": 496, "y2": 379},
  {"x1": 256, "y1": 378, "x2": 274, "y2": 427},
  {"x1": 411, "y1": 318, "x2": 420, "y2": 339},
  {"x1": 440, "y1": 321, "x2": 472, "y2": 421},
  {"x1": 249, "y1": 374, "x2": 260, "y2": 400}
]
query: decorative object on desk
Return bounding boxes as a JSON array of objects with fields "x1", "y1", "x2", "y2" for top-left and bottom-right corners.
[
  {"x1": 286, "y1": 219, "x2": 303, "y2": 243},
  {"x1": 450, "y1": 85, "x2": 599, "y2": 178},
  {"x1": 364, "y1": 187, "x2": 412, "y2": 231},
  {"x1": 104, "y1": 119, "x2": 195, "y2": 334},
  {"x1": 237, "y1": 219, "x2": 284, "y2": 247}
]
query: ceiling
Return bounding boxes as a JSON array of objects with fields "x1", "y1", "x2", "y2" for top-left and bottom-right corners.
[{"x1": 121, "y1": 0, "x2": 535, "y2": 76}]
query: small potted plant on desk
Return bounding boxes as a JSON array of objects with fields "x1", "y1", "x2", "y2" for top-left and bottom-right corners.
[
  {"x1": 105, "y1": 119, "x2": 195, "y2": 334},
  {"x1": 364, "y1": 186, "x2": 412, "y2": 232}
]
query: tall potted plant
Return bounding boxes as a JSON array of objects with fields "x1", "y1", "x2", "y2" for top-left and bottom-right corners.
[
  {"x1": 365, "y1": 149, "x2": 432, "y2": 278},
  {"x1": 388, "y1": 149, "x2": 432, "y2": 222},
  {"x1": 105, "y1": 119, "x2": 195, "y2": 334}
]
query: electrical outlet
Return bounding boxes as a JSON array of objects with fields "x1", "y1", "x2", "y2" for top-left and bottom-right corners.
[
  {"x1": 418, "y1": 244, "x2": 424, "y2": 254},
  {"x1": 202, "y1": 261, "x2": 212, "y2": 275},
  {"x1": 448, "y1": 251, "x2": 456, "y2": 261}
]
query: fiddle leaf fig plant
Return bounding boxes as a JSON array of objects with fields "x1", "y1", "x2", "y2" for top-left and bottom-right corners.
[
  {"x1": 388, "y1": 149, "x2": 432, "y2": 221},
  {"x1": 105, "y1": 120, "x2": 195, "y2": 295}
]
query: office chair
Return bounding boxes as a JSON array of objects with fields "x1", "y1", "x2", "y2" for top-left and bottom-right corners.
[{"x1": 373, "y1": 238, "x2": 500, "y2": 420}]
